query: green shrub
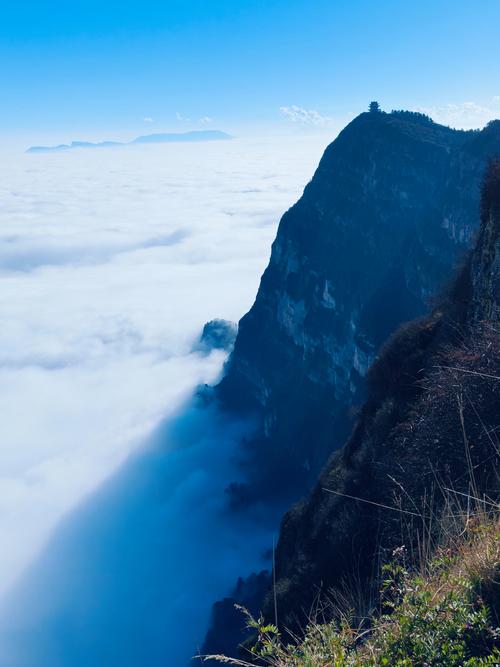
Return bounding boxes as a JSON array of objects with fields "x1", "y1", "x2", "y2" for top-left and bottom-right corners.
[{"x1": 203, "y1": 520, "x2": 500, "y2": 666}]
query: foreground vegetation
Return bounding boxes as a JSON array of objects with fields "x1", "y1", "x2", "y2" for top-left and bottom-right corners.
[{"x1": 204, "y1": 509, "x2": 500, "y2": 666}]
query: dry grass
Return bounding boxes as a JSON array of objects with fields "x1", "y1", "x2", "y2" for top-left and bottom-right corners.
[{"x1": 199, "y1": 498, "x2": 500, "y2": 667}]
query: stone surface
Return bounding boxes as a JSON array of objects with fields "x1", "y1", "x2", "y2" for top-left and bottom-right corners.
[
  {"x1": 194, "y1": 319, "x2": 238, "y2": 354},
  {"x1": 218, "y1": 112, "x2": 500, "y2": 497},
  {"x1": 261, "y1": 160, "x2": 500, "y2": 634}
]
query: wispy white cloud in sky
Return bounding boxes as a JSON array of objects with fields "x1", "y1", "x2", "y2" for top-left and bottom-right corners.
[
  {"x1": 175, "y1": 112, "x2": 214, "y2": 126},
  {"x1": 175, "y1": 111, "x2": 190, "y2": 122},
  {"x1": 415, "y1": 101, "x2": 499, "y2": 129},
  {"x1": 280, "y1": 104, "x2": 334, "y2": 126},
  {"x1": 143, "y1": 116, "x2": 154, "y2": 123}
]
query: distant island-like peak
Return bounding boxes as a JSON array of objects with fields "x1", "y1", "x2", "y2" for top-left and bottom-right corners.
[{"x1": 26, "y1": 130, "x2": 232, "y2": 154}]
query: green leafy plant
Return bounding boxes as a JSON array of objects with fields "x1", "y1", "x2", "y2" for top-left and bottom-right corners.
[{"x1": 202, "y1": 518, "x2": 500, "y2": 666}]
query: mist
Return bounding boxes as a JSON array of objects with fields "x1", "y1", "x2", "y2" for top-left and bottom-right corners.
[
  {"x1": 0, "y1": 134, "x2": 329, "y2": 663},
  {"x1": 0, "y1": 397, "x2": 283, "y2": 666}
]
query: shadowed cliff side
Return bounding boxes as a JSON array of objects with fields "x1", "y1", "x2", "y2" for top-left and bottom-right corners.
[
  {"x1": 218, "y1": 110, "x2": 500, "y2": 500},
  {"x1": 261, "y1": 161, "x2": 500, "y2": 634}
]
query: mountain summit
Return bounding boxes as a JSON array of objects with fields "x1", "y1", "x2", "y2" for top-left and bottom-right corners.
[
  {"x1": 218, "y1": 111, "x2": 500, "y2": 499},
  {"x1": 202, "y1": 111, "x2": 500, "y2": 660}
]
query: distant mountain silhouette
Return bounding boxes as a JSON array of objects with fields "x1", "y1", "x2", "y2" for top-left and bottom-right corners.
[
  {"x1": 26, "y1": 130, "x2": 232, "y2": 153},
  {"x1": 132, "y1": 130, "x2": 231, "y2": 144}
]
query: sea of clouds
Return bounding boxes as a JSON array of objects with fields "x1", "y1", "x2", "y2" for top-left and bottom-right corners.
[{"x1": 0, "y1": 135, "x2": 328, "y2": 665}]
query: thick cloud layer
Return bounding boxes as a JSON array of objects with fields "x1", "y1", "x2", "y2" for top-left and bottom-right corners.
[
  {"x1": 0, "y1": 135, "x2": 328, "y2": 663},
  {"x1": 0, "y1": 400, "x2": 283, "y2": 666}
]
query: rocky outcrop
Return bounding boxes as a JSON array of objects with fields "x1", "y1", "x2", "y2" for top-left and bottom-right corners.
[
  {"x1": 261, "y1": 160, "x2": 500, "y2": 633},
  {"x1": 470, "y1": 160, "x2": 500, "y2": 323},
  {"x1": 194, "y1": 319, "x2": 237, "y2": 354},
  {"x1": 218, "y1": 111, "x2": 500, "y2": 497},
  {"x1": 197, "y1": 571, "x2": 270, "y2": 665}
]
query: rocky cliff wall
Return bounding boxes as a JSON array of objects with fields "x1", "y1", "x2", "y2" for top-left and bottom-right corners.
[
  {"x1": 261, "y1": 160, "x2": 500, "y2": 632},
  {"x1": 218, "y1": 112, "x2": 500, "y2": 497}
]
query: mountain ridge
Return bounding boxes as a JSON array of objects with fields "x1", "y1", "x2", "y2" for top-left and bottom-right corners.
[
  {"x1": 201, "y1": 110, "x2": 500, "y2": 661},
  {"x1": 26, "y1": 130, "x2": 231, "y2": 153},
  {"x1": 217, "y1": 110, "x2": 500, "y2": 502},
  {"x1": 261, "y1": 158, "x2": 500, "y2": 633}
]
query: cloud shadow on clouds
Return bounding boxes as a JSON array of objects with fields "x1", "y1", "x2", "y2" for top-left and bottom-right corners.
[
  {"x1": 0, "y1": 393, "x2": 278, "y2": 667},
  {"x1": 0, "y1": 229, "x2": 190, "y2": 273},
  {"x1": 0, "y1": 136, "x2": 330, "y2": 667}
]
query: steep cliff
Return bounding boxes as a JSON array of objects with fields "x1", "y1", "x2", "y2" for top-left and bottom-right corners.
[
  {"x1": 219, "y1": 111, "x2": 500, "y2": 497},
  {"x1": 261, "y1": 160, "x2": 500, "y2": 632}
]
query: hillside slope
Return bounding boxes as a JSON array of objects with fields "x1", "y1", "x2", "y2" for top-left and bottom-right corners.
[
  {"x1": 261, "y1": 160, "x2": 500, "y2": 633},
  {"x1": 211, "y1": 517, "x2": 500, "y2": 666}
]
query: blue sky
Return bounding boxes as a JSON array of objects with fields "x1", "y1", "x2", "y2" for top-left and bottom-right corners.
[{"x1": 2, "y1": 0, "x2": 500, "y2": 138}]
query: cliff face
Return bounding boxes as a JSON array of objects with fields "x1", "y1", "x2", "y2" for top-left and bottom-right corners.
[
  {"x1": 471, "y1": 161, "x2": 500, "y2": 323},
  {"x1": 219, "y1": 112, "x2": 500, "y2": 495},
  {"x1": 262, "y1": 161, "x2": 500, "y2": 632}
]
